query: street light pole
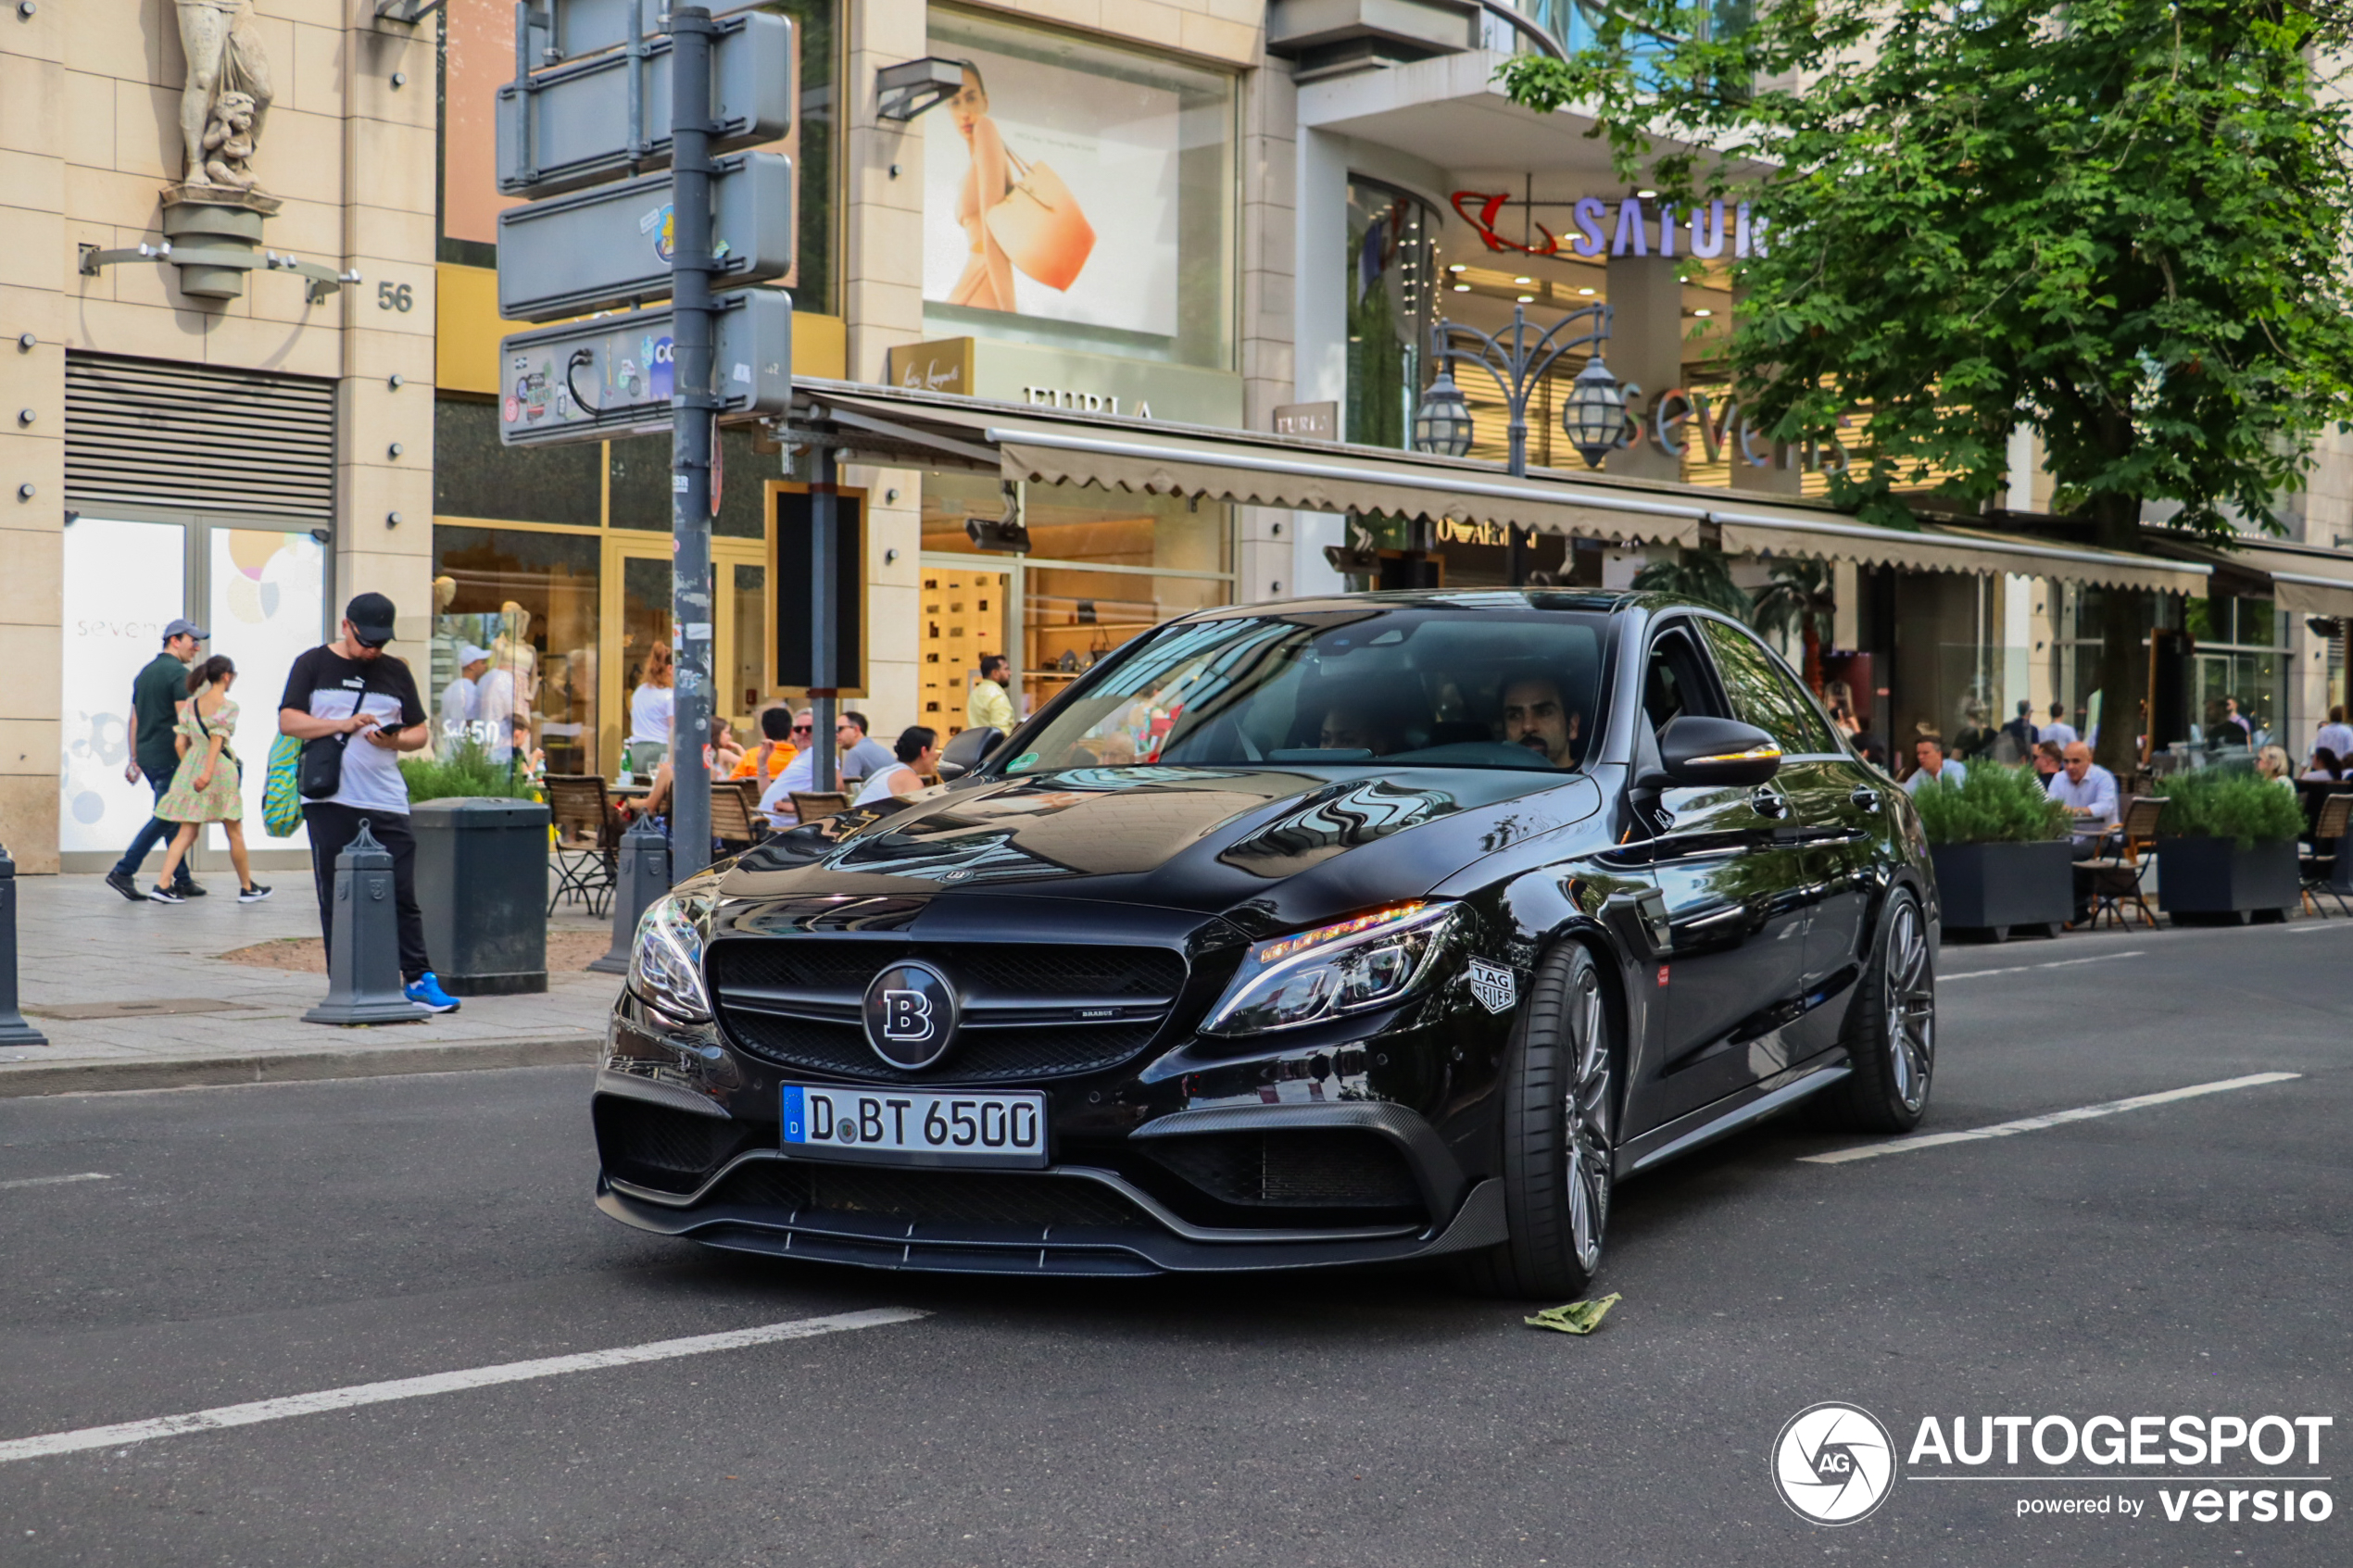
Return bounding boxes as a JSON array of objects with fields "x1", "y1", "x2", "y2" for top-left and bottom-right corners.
[{"x1": 1414, "y1": 303, "x2": 1621, "y2": 586}]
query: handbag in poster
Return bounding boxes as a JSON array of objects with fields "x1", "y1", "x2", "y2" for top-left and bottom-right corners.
[{"x1": 987, "y1": 147, "x2": 1096, "y2": 293}]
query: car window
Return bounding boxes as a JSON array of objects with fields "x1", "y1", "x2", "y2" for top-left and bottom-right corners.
[
  {"x1": 1642, "y1": 626, "x2": 1720, "y2": 735},
  {"x1": 1695, "y1": 619, "x2": 1840, "y2": 755}
]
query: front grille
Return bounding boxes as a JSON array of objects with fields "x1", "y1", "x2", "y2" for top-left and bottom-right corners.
[
  {"x1": 594, "y1": 1097, "x2": 758, "y2": 1195},
  {"x1": 707, "y1": 939, "x2": 1188, "y2": 1084},
  {"x1": 1142, "y1": 1130, "x2": 1424, "y2": 1211},
  {"x1": 711, "y1": 1160, "x2": 1149, "y2": 1231}
]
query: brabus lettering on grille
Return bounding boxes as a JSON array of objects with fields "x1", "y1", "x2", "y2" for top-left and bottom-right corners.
[{"x1": 1467, "y1": 960, "x2": 1517, "y2": 1014}]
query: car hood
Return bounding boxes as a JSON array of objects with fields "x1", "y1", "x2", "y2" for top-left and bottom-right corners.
[{"x1": 711, "y1": 765, "x2": 1602, "y2": 935}]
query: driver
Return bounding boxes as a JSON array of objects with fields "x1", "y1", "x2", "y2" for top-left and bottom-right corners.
[{"x1": 1501, "y1": 675, "x2": 1583, "y2": 768}]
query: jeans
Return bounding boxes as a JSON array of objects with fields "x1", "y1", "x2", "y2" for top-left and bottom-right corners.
[
  {"x1": 301, "y1": 802, "x2": 431, "y2": 984},
  {"x1": 111, "y1": 771, "x2": 195, "y2": 885}
]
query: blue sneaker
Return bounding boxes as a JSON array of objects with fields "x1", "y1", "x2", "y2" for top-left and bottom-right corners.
[{"x1": 406, "y1": 972, "x2": 461, "y2": 1014}]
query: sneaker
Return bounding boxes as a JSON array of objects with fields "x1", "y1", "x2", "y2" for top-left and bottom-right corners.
[
  {"x1": 145, "y1": 884, "x2": 184, "y2": 904},
  {"x1": 105, "y1": 869, "x2": 145, "y2": 903},
  {"x1": 238, "y1": 884, "x2": 273, "y2": 903},
  {"x1": 176, "y1": 880, "x2": 208, "y2": 898},
  {"x1": 405, "y1": 972, "x2": 461, "y2": 1014}
]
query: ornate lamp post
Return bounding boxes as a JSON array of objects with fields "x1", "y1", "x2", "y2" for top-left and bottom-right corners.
[{"x1": 1412, "y1": 302, "x2": 1621, "y2": 584}]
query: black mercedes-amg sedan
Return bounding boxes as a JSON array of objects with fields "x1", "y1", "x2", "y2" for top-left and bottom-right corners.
[{"x1": 594, "y1": 591, "x2": 1938, "y2": 1296}]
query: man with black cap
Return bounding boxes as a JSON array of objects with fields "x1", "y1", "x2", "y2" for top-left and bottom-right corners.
[
  {"x1": 105, "y1": 617, "x2": 210, "y2": 902},
  {"x1": 278, "y1": 593, "x2": 460, "y2": 1013}
]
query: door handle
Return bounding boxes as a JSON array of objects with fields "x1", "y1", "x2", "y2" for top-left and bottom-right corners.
[
  {"x1": 1850, "y1": 784, "x2": 1882, "y2": 812},
  {"x1": 1751, "y1": 786, "x2": 1789, "y2": 819}
]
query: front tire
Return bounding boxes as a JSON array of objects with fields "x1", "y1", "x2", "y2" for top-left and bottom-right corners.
[
  {"x1": 1455, "y1": 944, "x2": 1617, "y2": 1299},
  {"x1": 1823, "y1": 888, "x2": 1935, "y2": 1133}
]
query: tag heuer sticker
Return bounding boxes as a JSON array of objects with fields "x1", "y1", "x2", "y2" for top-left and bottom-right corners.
[{"x1": 1467, "y1": 960, "x2": 1517, "y2": 1014}]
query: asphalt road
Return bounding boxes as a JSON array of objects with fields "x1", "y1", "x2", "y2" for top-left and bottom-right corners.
[{"x1": 1, "y1": 918, "x2": 2347, "y2": 1567}]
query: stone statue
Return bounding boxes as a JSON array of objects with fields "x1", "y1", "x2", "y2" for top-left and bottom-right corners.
[{"x1": 175, "y1": 0, "x2": 272, "y2": 190}]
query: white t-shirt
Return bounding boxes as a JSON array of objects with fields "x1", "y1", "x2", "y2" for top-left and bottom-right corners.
[
  {"x1": 758, "y1": 747, "x2": 818, "y2": 826},
  {"x1": 630, "y1": 683, "x2": 674, "y2": 747},
  {"x1": 2042, "y1": 721, "x2": 2078, "y2": 749},
  {"x1": 437, "y1": 676, "x2": 477, "y2": 749},
  {"x1": 475, "y1": 667, "x2": 518, "y2": 763},
  {"x1": 279, "y1": 645, "x2": 426, "y2": 817},
  {"x1": 853, "y1": 762, "x2": 916, "y2": 806},
  {"x1": 2314, "y1": 721, "x2": 2353, "y2": 759}
]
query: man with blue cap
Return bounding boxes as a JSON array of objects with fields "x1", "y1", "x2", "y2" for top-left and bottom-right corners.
[{"x1": 106, "y1": 617, "x2": 209, "y2": 902}]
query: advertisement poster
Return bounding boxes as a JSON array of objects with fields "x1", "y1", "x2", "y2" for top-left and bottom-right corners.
[
  {"x1": 57, "y1": 518, "x2": 187, "y2": 856},
  {"x1": 205, "y1": 530, "x2": 325, "y2": 853},
  {"x1": 923, "y1": 43, "x2": 1180, "y2": 337}
]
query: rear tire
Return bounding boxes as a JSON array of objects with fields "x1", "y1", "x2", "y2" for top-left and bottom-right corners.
[
  {"x1": 1454, "y1": 944, "x2": 1617, "y2": 1300},
  {"x1": 1821, "y1": 888, "x2": 1935, "y2": 1134}
]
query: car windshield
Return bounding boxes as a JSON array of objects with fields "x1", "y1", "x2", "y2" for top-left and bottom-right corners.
[{"x1": 999, "y1": 607, "x2": 1613, "y2": 775}]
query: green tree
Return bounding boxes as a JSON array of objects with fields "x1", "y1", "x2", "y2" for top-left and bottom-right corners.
[
  {"x1": 1629, "y1": 543, "x2": 1753, "y2": 614},
  {"x1": 1502, "y1": 1, "x2": 2353, "y2": 772},
  {"x1": 1748, "y1": 559, "x2": 1836, "y2": 693}
]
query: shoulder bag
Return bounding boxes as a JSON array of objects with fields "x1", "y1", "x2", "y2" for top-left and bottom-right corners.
[{"x1": 297, "y1": 666, "x2": 376, "y2": 801}]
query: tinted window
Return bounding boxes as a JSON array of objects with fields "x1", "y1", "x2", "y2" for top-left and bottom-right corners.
[
  {"x1": 1003, "y1": 608, "x2": 1613, "y2": 773},
  {"x1": 1697, "y1": 619, "x2": 1839, "y2": 755},
  {"x1": 1642, "y1": 626, "x2": 1721, "y2": 735}
]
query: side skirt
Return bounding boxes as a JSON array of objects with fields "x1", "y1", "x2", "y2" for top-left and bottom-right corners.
[{"x1": 1619, "y1": 1058, "x2": 1853, "y2": 1175}]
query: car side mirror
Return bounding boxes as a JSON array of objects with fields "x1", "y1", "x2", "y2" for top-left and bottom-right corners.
[
  {"x1": 937, "y1": 725, "x2": 1003, "y2": 781},
  {"x1": 1656, "y1": 715, "x2": 1783, "y2": 788}
]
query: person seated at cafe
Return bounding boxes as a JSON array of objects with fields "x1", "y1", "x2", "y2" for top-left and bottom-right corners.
[
  {"x1": 732, "y1": 706, "x2": 803, "y2": 788},
  {"x1": 2301, "y1": 745, "x2": 2345, "y2": 783},
  {"x1": 1500, "y1": 675, "x2": 1584, "y2": 769},
  {"x1": 2046, "y1": 741, "x2": 2120, "y2": 925},
  {"x1": 711, "y1": 717, "x2": 746, "y2": 776},
  {"x1": 1904, "y1": 733, "x2": 1967, "y2": 794},
  {"x1": 853, "y1": 726, "x2": 941, "y2": 807},
  {"x1": 2030, "y1": 739, "x2": 2065, "y2": 784},
  {"x1": 2258, "y1": 744, "x2": 2298, "y2": 789}
]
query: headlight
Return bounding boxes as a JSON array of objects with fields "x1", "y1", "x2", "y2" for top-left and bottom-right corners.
[
  {"x1": 628, "y1": 892, "x2": 713, "y2": 1022},
  {"x1": 1202, "y1": 902, "x2": 1459, "y2": 1036}
]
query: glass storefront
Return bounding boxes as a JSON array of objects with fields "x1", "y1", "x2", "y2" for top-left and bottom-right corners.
[
  {"x1": 918, "y1": 471, "x2": 1231, "y2": 731},
  {"x1": 1345, "y1": 179, "x2": 1439, "y2": 449},
  {"x1": 431, "y1": 525, "x2": 601, "y2": 773},
  {"x1": 2185, "y1": 592, "x2": 2284, "y2": 749},
  {"x1": 920, "y1": 6, "x2": 1238, "y2": 370}
]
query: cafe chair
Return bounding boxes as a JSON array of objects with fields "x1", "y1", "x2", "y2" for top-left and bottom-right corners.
[
  {"x1": 2300, "y1": 792, "x2": 2353, "y2": 918},
  {"x1": 544, "y1": 773, "x2": 623, "y2": 917},
  {"x1": 2082, "y1": 795, "x2": 2166, "y2": 930},
  {"x1": 710, "y1": 777, "x2": 768, "y2": 851},
  {"x1": 789, "y1": 790, "x2": 852, "y2": 825}
]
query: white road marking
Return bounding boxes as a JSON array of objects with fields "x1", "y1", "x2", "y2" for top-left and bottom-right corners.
[
  {"x1": 0, "y1": 1308, "x2": 926, "y2": 1466},
  {"x1": 1943, "y1": 950, "x2": 2144, "y2": 981},
  {"x1": 1801, "y1": 1073, "x2": 2303, "y2": 1165},
  {"x1": 0, "y1": 1173, "x2": 112, "y2": 1190}
]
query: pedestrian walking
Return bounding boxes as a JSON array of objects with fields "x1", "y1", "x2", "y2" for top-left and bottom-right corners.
[
  {"x1": 626, "y1": 643, "x2": 674, "y2": 778},
  {"x1": 277, "y1": 592, "x2": 460, "y2": 1014},
  {"x1": 105, "y1": 618, "x2": 208, "y2": 902},
  {"x1": 145, "y1": 656, "x2": 271, "y2": 904},
  {"x1": 968, "y1": 653, "x2": 1016, "y2": 734}
]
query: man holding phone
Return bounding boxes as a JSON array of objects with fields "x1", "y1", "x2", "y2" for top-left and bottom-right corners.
[{"x1": 278, "y1": 592, "x2": 460, "y2": 1014}]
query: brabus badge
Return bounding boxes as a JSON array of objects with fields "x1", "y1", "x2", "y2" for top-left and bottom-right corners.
[{"x1": 1467, "y1": 960, "x2": 1517, "y2": 1014}]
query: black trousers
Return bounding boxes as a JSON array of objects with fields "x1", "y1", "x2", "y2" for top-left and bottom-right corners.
[
  {"x1": 2070, "y1": 837, "x2": 2101, "y2": 922},
  {"x1": 302, "y1": 802, "x2": 430, "y2": 983}
]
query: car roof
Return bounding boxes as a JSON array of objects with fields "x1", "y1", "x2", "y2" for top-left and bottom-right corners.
[{"x1": 1187, "y1": 588, "x2": 1675, "y2": 620}]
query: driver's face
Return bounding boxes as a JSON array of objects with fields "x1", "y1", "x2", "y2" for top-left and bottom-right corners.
[{"x1": 1502, "y1": 679, "x2": 1577, "y2": 766}]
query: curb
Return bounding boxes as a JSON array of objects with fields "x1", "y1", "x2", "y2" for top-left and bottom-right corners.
[{"x1": 0, "y1": 1034, "x2": 601, "y2": 1098}]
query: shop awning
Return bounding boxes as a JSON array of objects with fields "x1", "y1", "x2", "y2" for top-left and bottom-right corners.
[
  {"x1": 1713, "y1": 506, "x2": 2212, "y2": 595},
  {"x1": 789, "y1": 381, "x2": 1705, "y2": 546},
  {"x1": 2151, "y1": 535, "x2": 2353, "y2": 619}
]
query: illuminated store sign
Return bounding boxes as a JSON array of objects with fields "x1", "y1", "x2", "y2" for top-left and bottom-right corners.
[{"x1": 1453, "y1": 192, "x2": 1766, "y2": 260}]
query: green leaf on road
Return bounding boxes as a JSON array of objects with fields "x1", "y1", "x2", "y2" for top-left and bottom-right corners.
[{"x1": 1524, "y1": 1294, "x2": 1621, "y2": 1336}]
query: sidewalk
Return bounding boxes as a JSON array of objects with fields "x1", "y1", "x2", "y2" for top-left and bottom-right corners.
[{"x1": 0, "y1": 875, "x2": 623, "y2": 1096}]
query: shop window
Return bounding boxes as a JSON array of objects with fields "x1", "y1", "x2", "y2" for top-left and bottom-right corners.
[
  {"x1": 1345, "y1": 180, "x2": 1439, "y2": 450},
  {"x1": 432, "y1": 524, "x2": 602, "y2": 775},
  {"x1": 919, "y1": 6, "x2": 1236, "y2": 370},
  {"x1": 610, "y1": 429, "x2": 770, "y2": 536},
  {"x1": 434, "y1": 398, "x2": 600, "y2": 528}
]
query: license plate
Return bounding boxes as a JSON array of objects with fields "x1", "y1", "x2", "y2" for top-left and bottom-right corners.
[{"x1": 779, "y1": 1085, "x2": 1049, "y2": 1170}]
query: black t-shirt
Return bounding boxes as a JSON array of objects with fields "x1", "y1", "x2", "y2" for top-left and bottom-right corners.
[
  {"x1": 132, "y1": 653, "x2": 190, "y2": 779},
  {"x1": 281, "y1": 646, "x2": 427, "y2": 814}
]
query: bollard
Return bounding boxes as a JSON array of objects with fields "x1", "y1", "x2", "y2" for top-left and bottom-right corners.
[
  {"x1": 303, "y1": 820, "x2": 427, "y2": 1025},
  {"x1": 0, "y1": 845, "x2": 46, "y2": 1047},
  {"x1": 588, "y1": 817, "x2": 672, "y2": 974}
]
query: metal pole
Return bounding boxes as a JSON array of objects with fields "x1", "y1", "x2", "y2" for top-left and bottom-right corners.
[
  {"x1": 809, "y1": 445, "x2": 839, "y2": 793},
  {"x1": 669, "y1": 4, "x2": 716, "y2": 877}
]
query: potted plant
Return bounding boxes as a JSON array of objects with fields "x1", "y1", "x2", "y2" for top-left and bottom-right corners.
[
  {"x1": 1911, "y1": 761, "x2": 2074, "y2": 940},
  {"x1": 2152, "y1": 768, "x2": 2304, "y2": 924}
]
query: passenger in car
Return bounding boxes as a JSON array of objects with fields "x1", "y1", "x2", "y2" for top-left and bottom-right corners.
[
  {"x1": 1500, "y1": 675, "x2": 1583, "y2": 768},
  {"x1": 1317, "y1": 705, "x2": 1396, "y2": 756}
]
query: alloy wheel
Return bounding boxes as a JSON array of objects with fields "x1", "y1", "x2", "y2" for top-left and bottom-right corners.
[
  {"x1": 1561, "y1": 967, "x2": 1615, "y2": 1272},
  {"x1": 1883, "y1": 898, "x2": 1935, "y2": 1114}
]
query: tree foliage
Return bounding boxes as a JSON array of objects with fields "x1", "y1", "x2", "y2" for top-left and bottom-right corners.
[
  {"x1": 1629, "y1": 544, "x2": 1753, "y2": 613},
  {"x1": 1501, "y1": 0, "x2": 2353, "y2": 768}
]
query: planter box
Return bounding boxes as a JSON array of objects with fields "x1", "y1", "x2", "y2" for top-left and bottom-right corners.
[
  {"x1": 2155, "y1": 836, "x2": 2298, "y2": 924},
  {"x1": 413, "y1": 797, "x2": 551, "y2": 995},
  {"x1": 1929, "y1": 839, "x2": 2072, "y2": 939}
]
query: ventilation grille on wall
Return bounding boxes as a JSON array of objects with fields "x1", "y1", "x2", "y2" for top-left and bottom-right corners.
[{"x1": 64, "y1": 353, "x2": 335, "y2": 522}]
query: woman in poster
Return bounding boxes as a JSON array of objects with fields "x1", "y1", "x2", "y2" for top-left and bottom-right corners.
[{"x1": 946, "y1": 63, "x2": 1016, "y2": 313}]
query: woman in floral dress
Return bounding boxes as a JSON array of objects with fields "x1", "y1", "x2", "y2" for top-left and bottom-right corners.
[{"x1": 149, "y1": 655, "x2": 271, "y2": 903}]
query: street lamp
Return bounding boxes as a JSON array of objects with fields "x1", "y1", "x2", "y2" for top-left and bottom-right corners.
[{"x1": 1411, "y1": 301, "x2": 1618, "y2": 584}]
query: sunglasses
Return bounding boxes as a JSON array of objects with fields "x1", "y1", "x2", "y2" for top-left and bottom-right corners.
[{"x1": 791, "y1": 722, "x2": 812, "y2": 733}]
